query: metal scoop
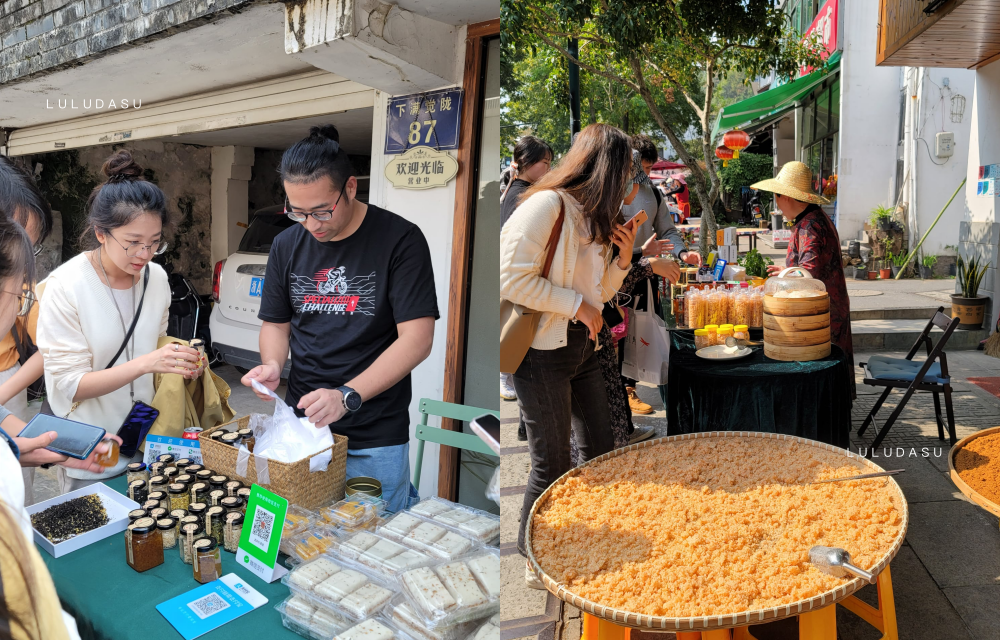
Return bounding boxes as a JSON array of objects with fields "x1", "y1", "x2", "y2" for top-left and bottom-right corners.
[
  {"x1": 811, "y1": 469, "x2": 904, "y2": 484},
  {"x1": 724, "y1": 336, "x2": 762, "y2": 348},
  {"x1": 809, "y1": 546, "x2": 875, "y2": 583}
]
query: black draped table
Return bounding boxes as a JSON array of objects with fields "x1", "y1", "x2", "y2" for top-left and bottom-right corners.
[{"x1": 665, "y1": 329, "x2": 853, "y2": 448}]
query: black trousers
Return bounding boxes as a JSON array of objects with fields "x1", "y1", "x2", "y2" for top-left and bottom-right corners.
[{"x1": 513, "y1": 323, "x2": 614, "y2": 556}]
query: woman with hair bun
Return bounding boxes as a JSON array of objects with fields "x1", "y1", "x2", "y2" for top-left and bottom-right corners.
[{"x1": 37, "y1": 149, "x2": 204, "y2": 494}]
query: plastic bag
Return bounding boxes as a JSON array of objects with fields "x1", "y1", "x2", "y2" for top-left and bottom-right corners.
[
  {"x1": 248, "y1": 380, "x2": 334, "y2": 472},
  {"x1": 621, "y1": 280, "x2": 671, "y2": 385}
]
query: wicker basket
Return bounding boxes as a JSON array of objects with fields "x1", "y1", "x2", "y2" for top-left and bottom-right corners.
[
  {"x1": 198, "y1": 416, "x2": 349, "y2": 510},
  {"x1": 948, "y1": 426, "x2": 1000, "y2": 519},
  {"x1": 525, "y1": 431, "x2": 909, "y2": 632}
]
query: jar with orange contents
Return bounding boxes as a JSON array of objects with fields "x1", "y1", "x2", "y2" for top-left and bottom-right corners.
[
  {"x1": 703, "y1": 324, "x2": 719, "y2": 346},
  {"x1": 733, "y1": 324, "x2": 750, "y2": 341},
  {"x1": 718, "y1": 326, "x2": 734, "y2": 344},
  {"x1": 694, "y1": 329, "x2": 711, "y2": 350}
]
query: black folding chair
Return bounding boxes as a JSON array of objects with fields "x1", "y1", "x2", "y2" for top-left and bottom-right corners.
[{"x1": 856, "y1": 307, "x2": 959, "y2": 456}]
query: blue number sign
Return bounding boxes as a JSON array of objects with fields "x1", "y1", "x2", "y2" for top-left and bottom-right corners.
[{"x1": 385, "y1": 89, "x2": 463, "y2": 154}]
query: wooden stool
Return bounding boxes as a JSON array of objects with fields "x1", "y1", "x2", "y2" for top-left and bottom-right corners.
[{"x1": 579, "y1": 566, "x2": 897, "y2": 640}]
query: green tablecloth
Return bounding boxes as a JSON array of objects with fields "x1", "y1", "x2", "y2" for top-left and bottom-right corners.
[
  {"x1": 666, "y1": 329, "x2": 853, "y2": 447},
  {"x1": 40, "y1": 475, "x2": 298, "y2": 640}
]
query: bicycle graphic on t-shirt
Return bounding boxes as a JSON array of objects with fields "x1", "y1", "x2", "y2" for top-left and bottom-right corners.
[{"x1": 289, "y1": 267, "x2": 376, "y2": 316}]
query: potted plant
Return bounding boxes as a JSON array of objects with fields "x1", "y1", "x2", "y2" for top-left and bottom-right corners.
[
  {"x1": 737, "y1": 248, "x2": 773, "y2": 279},
  {"x1": 868, "y1": 264, "x2": 878, "y2": 280},
  {"x1": 890, "y1": 251, "x2": 908, "y2": 278},
  {"x1": 921, "y1": 254, "x2": 937, "y2": 279},
  {"x1": 869, "y1": 204, "x2": 894, "y2": 231},
  {"x1": 952, "y1": 255, "x2": 991, "y2": 329},
  {"x1": 855, "y1": 263, "x2": 868, "y2": 280},
  {"x1": 879, "y1": 257, "x2": 892, "y2": 280}
]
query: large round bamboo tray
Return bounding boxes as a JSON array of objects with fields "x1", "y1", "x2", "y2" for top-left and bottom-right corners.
[
  {"x1": 525, "y1": 431, "x2": 908, "y2": 632},
  {"x1": 764, "y1": 342, "x2": 832, "y2": 361},
  {"x1": 763, "y1": 326, "x2": 831, "y2": 347},
  {"x1": 762, "y1": 293, "x2": 830, "y2": 317},
  {"x1": 948, "y1": 426, "x2": 1000, "y2": 519},
  {"x1": 763, "y1": 312, "x2": 830, "y2": 332}
]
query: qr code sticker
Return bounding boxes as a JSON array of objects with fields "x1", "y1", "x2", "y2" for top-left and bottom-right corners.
[
  {"x1": 249, "y1": 505, "x2": 275, "y2": 551},
  {"x1": 187, "y1": 592, "x2": 231, "y2": 620}
]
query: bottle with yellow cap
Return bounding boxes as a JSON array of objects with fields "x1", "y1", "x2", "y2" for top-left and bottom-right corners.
[
  {"x1": 694, "y1": 329, "x2": 710, "y2": 350},
  {"x1": 733, "y1": 325, "x2": 749, "y2": 341},
  {"x1": 718, "y1": 326, "x2": 734, "y2": 343},
  {"x1": 703, "y1": 324, "x2": 719, "y2": 346}
]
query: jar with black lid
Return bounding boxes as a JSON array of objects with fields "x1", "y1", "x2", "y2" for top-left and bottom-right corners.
[
  {"x1": 190, "y1": 482, "x2": 209, "y2": 504},
  {"x1": 148, "y1": 475, "x2": 168, "y2": 492},
  {"x1": 220, "y1": 432, "x2": 241, "y2": 447},
  {"x1": 149, "y1": 462, "x2": 165, "y2": 477},
  {"x1": 179, "y1": 522, "x2": 205, "y2": 564},
  {"x1": 126, "y1": 517, "x2": 163, "y2": 572},
  {"x1": 127, "y1": 480, "x2": 148, "y2": 505},
  {"x1": 157, "y1": 517, "x2": 179, "y2": 549},
  {"x1": 223, "y1": 512, "x2": 244, "y2": 553},
  {"x1": 237, "y1": 427, "x2": 253, "y2": 443},
  {"x1": 224, "y1": 480, "x2": 243, "y2": 497},
  {"x1": 162, "y1": 467, "x2": 179, "y2": 480},
  {"x1": 127, "y1": 509, "x2": 148, "y2": 523},
  {"x1": 174, "y1": 474, "x2": 193, "y2": 486},
  {"x1": 155, "y1": 453, "x2": 175, "y2": 464},
  {"x1": 210, "y1": 430, "x2": 226, "y2": 442},
  {"x1": 206, "y1": 505, "x2": 226, "y2": 542},
  {"x1": 168, "y1": 483, "x2": 190, "y2": 511},
  {"x1": 149, "y1": 507, "x2": 168, "y2": 522},
  {"x1": 175, "y1": 458, "x2": 193, "y2": 471},
  {"x1": 141, "y1": 499, "x2": 160, "y2": 513},
  {"x1": 209, "y1": 475, "x2": 228, "y2": 489},
  {"x1": 170, "y1": 508, "x2": 188, "y2": 521},
  {"x1": 236, "y1": 488, "x2": 251, "y2": 514},
  {"x1": 208, "y1": 490, "x2": 226, "y2": 507},
  {"x1": 185, "y1": 464, "x2": 205, "y2": 474},
  {"x1": 195, "y1": 469, "x2": 214, "y2": 482},
  {"x1": 220, "y1": 496, "x2": 243, "y2": 514},
  {"x1": 193, "y1": 538, "x2": 222, "y2": 583},
  {"x1": 179, "y1": 514, "x2": 200, "y2": 530},
  {"x1": 147, "y1": 491, "x2": 168, "y2": 511},
  {"x1": 188, "y1": 502, "x2": 208, "y2": 518},
  {"x1": 126, "y1": 462, "x2": 148, "y2": 487}
]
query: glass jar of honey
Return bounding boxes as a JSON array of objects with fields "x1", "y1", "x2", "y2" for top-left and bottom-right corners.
[
  {"x1": 193, "y1": 538, "x2": 222, "y2": 584},
  {"x1": 95, "y1": 437, "x2": 119, "y2": 468},
  {"x1": 125, "y1": 517, "x2": 163, "y2": 573}
]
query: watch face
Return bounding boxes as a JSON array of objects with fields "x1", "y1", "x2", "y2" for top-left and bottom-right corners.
[{"x1": 344, "y1": 391, "x2": 362, "y2": 411}]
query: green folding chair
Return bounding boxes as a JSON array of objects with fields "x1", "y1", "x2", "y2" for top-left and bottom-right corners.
[{"x1": 412, "y1": 398, "x2": 500, "y2": 490}]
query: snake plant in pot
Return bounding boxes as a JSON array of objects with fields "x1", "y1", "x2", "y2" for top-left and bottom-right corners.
[{"x1": 952, "y1": 255, "x2": 991, "y2": 329}]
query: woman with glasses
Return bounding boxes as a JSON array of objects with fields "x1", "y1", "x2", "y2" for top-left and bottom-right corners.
[
  {"x1": 36, "y1": 150, "x2": 204, "y2": 494},
  {"x1": 0, "y1": 157, "x2": 55, "y2": 506}
]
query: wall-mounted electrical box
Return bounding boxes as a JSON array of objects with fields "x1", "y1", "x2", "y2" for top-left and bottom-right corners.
[{"x1": 935, "y1": 132, "x2": 955, "y2": 158}]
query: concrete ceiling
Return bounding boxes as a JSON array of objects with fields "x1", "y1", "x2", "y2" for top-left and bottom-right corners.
[
  {"x1": 392, "y1": 0, "x2": 497, "y2": 26},
  {"x1": 0, "y1": 3, "x2": 311, "y2": 129},
  {"x1": 160, "y1": 108, "x2": 375, "y2": 153}
]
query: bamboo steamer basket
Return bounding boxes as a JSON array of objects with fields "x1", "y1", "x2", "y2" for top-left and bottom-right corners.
[
  {"x1": 762, "y1": 267, "x2": 831, "y2": 361},
  {"x1": 525, "y1": 431, "x2": 908, "y2": 632},
  {"x1": 948, "y1": 426, "x2": 1000, "y2": 520},
  {"x1": 764, "y1": 312, "x2": 830, "y2": 331}
]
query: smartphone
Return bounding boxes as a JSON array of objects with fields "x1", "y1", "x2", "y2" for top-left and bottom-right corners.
[
  {"x1": 470, "y1": 414, "x2": 500, "y2": 456},
  {"x1": 116, "y1": 401, "x2": 160, "y2": 458},
  {"x1": 628, "y1": 209, "x2": 648, "y2": 230},
  {"x1": 18, "y1": 414, "x2": 106, "y2": 460}
]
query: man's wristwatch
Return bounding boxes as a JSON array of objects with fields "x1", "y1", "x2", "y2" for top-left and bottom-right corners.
[{"x1": 336, "y1": 386, "x2": 363, "y2": 412}]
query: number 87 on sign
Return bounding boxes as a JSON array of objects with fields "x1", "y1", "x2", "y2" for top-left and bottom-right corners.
[{"x1": 385, "y1": 89, "x2": 463, "y2": 154}]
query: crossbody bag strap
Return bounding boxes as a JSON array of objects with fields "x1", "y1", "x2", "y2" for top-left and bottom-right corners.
[
  {"x1": 539, "y1": 194, "x2": 566, "y2": 279},
  {"x1": 106, "y1": 266, "x2": 150, "y2": 370},
  {"x1": 10, "y1": 321, "x2": 26, "y2": 363}
]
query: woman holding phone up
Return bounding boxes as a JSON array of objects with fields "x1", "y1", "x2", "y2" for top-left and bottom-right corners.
[
  {"x1": 500, "y1": 123, "x2": 637, "y2": 584},
  {"x1": 37, "y1": 150, "x2": 203, "y2": 495}
]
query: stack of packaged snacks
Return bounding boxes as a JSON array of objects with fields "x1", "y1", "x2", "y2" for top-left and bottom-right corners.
[
  {"x1": 282, "y1": 555, "x2": 398, "y2": 623},
  {"x1": 398, "y1": 551, "x2": 501, "y2": 628},
  {"x1": 407, "y1": 498, "x2": 499, "y2": 546}
]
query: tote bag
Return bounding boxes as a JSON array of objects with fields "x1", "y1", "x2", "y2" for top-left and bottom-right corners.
[
  {"x1": 499, "y1": 196, "x2": 565, "y2": 374},
  {"x1": 621, "y1": 280, "x2": 671, "y2": 385}
]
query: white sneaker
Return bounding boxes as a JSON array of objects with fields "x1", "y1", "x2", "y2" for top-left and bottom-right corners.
[
  {"x1": 501, "y1": 374, "x2": 517, "y2": 401},
  {"x1": 629, "y1": 426, "x2": 655, "y2": 445},
  {"x1": 525, "y1": 563, "x2": 544, "y2": 590}
]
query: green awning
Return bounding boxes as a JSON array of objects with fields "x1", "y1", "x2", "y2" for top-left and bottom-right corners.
[{"x1": 712, "y1": 51, "x2": 841, "y2": 140}]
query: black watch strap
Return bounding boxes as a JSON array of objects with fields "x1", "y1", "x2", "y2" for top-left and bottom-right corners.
[{"x1": 336, "y1": 386, "x2": 362, "y2": 412}]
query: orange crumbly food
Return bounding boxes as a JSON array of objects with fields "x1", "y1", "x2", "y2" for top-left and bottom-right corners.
[
  {"x1": 531, "y1": 438, "x2": 902, "y2": 619},
  {"x1": 954, "y1": 432, "x2": 1000, "y2": 505}
]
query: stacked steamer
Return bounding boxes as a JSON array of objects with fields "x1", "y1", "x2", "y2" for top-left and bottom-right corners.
[{"x1": 762, "y1": 267, "x2": 831, "y2": 362}]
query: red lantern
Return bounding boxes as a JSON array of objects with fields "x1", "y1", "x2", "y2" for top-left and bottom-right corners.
[
  {"x1": 723, "y1": 129, "x2": 750, "y2": 159},
  {"x1": 715, "y1": 145, "x2": 734, "y2": 167}
]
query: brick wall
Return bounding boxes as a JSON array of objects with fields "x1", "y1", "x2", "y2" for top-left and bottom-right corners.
[{"x1": 0, "y1": 0, "x2": 265, "y2": 84}]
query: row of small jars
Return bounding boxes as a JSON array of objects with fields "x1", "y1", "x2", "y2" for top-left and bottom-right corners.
[{"x1": 694, "y1": 324, "x2": 750, "y2": 349}]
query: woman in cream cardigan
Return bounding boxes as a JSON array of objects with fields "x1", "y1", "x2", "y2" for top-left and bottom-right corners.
[
  {"x1": 37, "y1": 150, "x2": 204, "y2": 494},
  {"x1": 500, "y1": 123, "x2": 637, "y2": 580}
]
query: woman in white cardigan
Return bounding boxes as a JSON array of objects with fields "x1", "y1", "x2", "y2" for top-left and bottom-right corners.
[
  {"x1": 37, "y1": 150, "x2": 204, "y2": 494},
  {"x1": 500, "y1": 124, "x2": 637, "y2": 579}
]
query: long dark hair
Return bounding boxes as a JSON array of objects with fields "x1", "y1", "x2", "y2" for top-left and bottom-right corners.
[
  {"x1": 513, "y1": 136, "x2": 553, "y2": 172},
  {"x1": 0, "y1": 158, "x2": 53, "y2": 243},
  {"x1": 0, "y1": 213, "x2": 35, "y2": 291},
  {"x1": 524, "y1": 123, "x2": 631, "y2": 245},
  {"x1": 79, "y1": 150, "x2": 169, "y2": 249},
  {"x1": 280, "y1": 125, "x2": 355, "y2": 196}
]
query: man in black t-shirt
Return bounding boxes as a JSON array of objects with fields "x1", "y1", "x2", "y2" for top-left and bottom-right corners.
[{"x1": 242, "y1": 125, "x2": 438, "y2": 512}]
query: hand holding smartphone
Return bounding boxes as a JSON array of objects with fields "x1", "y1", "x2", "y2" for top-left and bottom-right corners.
[{"x1": 18, "y1": 414, "x2": 106, "y2": 460}]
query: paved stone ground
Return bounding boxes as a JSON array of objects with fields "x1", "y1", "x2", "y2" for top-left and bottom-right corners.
[{"x1": 499, "y1": 349, "x2": 1000, "y2": 640}]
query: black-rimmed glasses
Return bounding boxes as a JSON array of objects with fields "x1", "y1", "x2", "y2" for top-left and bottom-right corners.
[{"x1": 284, "y1": 190, "x2": 344, "y2": 222}]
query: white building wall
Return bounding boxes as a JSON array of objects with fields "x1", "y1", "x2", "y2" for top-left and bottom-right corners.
[
  {"x1": 835, "y1": 0, "x2": 901, "y2": 245},
  {"x1": 910, "y1": 67, "x2": 975, "y2": 258},
  {"x1": 963, "y1": 61, "x2": 1000, "y2": 327}
]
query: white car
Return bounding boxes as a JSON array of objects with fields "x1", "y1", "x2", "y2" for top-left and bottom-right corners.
[{"x1": 209, "y1": 205, "x2": 293, "y2": 377}]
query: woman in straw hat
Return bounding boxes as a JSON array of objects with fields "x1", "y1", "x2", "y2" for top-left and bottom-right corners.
[{"x1": 751, "y1": 161, "x2": 854, "y2": 388}]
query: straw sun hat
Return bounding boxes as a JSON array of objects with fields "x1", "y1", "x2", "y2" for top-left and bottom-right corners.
[{"x1": 750, "y1": 161, "x2": 830, "y2": 205}]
